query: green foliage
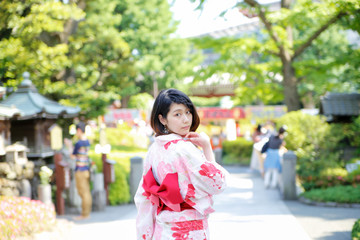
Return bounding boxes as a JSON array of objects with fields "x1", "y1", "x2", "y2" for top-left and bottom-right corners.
[
  {"x1": 300, "y1": 185, "x2": 360, "y2": 204},
  {"x1": 189, "y1": 96, "x2": 221, "y2": 107},
  {"x1": 301, "y1": 167, "x2": 360, "y2": 190},
  {"x1": 275, "y1": 111, "x2": 331, "y2": 156},
  {"x1": 128, "y1": 93, "x2": 154, "y2": 110},
  {"x1": 191, "y1": 0, "x2": 360, "y2": 110},
  {"x1": 106, "y1": 123, "x2": 149, "y2": 148},
  {"x1": 191, "y1": 36, "x2": 284, "y2": 106},
  {"x1": 294, "y1": 24, "x2": 359, "y2": 107},
  {"x1": 62, "y1": 0, "x2": 131, "y2": 118},
  {"x1": 222, "y1": 138, "x2": 253, "y2": 165},
  {"x1": 319, "y1": 167, "x2": 348, "y2": 178},
  {"x1": 108, "y1": 158, "x2": 131, "y2": 205},
  {"x1": 353, "y1": 219, "x2": 360, "y2": 240},
  {"x1": 348, "y1": 166, "x2": 360, "y2": 180},
  {"x1": 1, "y1": 0, "x2": 200, "y2": 119},
  {"x1": 0, "y1": 0, "x2": 84, "y2": 87},
  {"x1": 350, "y1": 116, "x2": 360, "y2": 147},
  {"x1": 115, "y1": 0, "x2": 201, "y2": 96},
  {"x1": 89, "y1": 126, "x2": 147, "y2": 205},
  {"x1": 274, "y1": 111, "x2": 360, "y2": 190}
]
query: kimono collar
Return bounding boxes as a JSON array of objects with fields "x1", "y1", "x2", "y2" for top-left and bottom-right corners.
[{"x1": 155, "y1": 134, "x2": 189, "y2": 150}]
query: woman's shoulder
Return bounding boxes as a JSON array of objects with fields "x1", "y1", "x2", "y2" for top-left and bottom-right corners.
[{"x1": 172, "y1": 138, "x2": 197, "y2": 152}]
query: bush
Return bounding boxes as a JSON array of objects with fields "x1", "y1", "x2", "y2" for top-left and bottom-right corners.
[
  {"x1": 107, "y1": 156, "x2": 131, "y2": 205},
  {"x1": 222, "y1": 138, "x2": 253, "y2": 165},
  {"x1": 275, "y1": 111, "x2": 354, "y2": 190},
  {"x1": 0, "y1": 196, "x2": 56, "y2": 240},
  {"x1": 106, "y1": 123, "x2": 149, "y2": 149},
  {"x1": 89, "y1": 151, "x2": 132, "y2": 205},
  {"x1": 353, "y1": 219, "x2": 360, "y2": 240},
  {"x1": 89, "y1": 126, "x2": 147, "y2": 205},
  {"x1": 275, "y1": 111, "x2": 334, "y2": 158},
  {"x1": 300, "y1": 185, "x2": 360, "y2": 203}
]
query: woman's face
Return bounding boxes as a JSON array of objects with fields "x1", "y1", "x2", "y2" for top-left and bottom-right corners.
[{"x1": 159, "y1": 103, "x2": 192, "y2": 137}]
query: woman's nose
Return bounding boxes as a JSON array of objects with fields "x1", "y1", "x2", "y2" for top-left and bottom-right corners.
[{"x1": 183, "y1": 115, "x2": 190, "y2": 123}]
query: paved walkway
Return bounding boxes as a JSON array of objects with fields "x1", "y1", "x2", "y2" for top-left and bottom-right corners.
[{"x1": 39, "y1": 166, "x2": 359, "y2": 240}]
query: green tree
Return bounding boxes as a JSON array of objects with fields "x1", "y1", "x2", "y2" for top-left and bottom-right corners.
[
  {"x1": 191, "y1": 0, "x2": 360, "y2": 110},
  {"x1": 57, "y1": 0, "x2": 132, "y2": 118},
  {"x1": 115, "y1": 0, "x2": 202, "y2": 106},
  {"x1": 0, "y1": 0, "x2": 202, "y2": 118},
  {"x1": 0, "y1": 0, "x2": 84, "y2": 88}
]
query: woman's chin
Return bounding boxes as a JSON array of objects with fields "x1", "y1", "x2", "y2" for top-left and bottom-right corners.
[{"x1": 177, "y1": 130, "x2": 189, "y2": 137}]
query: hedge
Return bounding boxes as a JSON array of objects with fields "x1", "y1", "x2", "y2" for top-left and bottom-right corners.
[
  {"x1": 222, "y1": 138, "x2": 253, "y2": 165},
  {"x1": 353, "y1": 219, "x2": 360, "y2": 240}
]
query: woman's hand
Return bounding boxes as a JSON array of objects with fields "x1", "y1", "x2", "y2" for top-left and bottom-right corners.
[
  {"x1": 185, "y1": 132, "x2": 215, "y2": 162},
  {"x1": 184, "y1": 132, "x2": 211, "y2": 149}
]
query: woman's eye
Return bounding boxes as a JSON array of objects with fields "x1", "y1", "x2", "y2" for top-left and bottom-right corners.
[
  {"x1": 175, "y1": 113, "x2": 181, "y2": 117},
  {"x1": 186, "y1": 111, "x2": 191, "y2": 115}
]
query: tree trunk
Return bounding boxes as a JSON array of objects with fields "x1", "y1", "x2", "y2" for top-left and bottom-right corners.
[
  {"x1": 282, "y1": 60, "x2": 301, "y2": 111},
  {"x1": 121, "y1": 96, "x2": 130, "y2": 108}
]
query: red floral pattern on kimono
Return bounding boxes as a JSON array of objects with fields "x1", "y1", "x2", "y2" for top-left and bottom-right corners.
[
  {"x1": 171, "y1": 220, "x2": 206, "y2": 240},
  {"x1": 135, "y1": 134, "x2": 227, "y2": 240}
]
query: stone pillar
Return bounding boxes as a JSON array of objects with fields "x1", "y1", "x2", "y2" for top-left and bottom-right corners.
[
  {"x1": 20, "y1": 179, "x2": 32, "y2": 198},
  {"x1": 130, "y1": 156, "x2": 143, "y2": 202},
  {"x1": 214, "y1": 149, "x2": 223, "y2": 165},
  {"x1": 92, "y1": 173, "x2": 106, "y2": 211},
  {"x1": 68, "y1": 173, "x2": 82, "y2": 213},
  {"x1": 281, "y1": 151, "x2": 297, "y2": 200}
]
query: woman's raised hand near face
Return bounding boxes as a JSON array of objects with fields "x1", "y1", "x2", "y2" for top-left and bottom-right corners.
[
  {"x1": 185, "y1": 132, "x2": 215, "y2": 162},
  {"x1": 184, "y1": 132, "x2": 211, "y2": 150}
]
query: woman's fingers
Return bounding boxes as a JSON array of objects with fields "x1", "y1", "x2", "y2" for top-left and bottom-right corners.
[{"x1": 184, "y1": 132, "x2": 199, "y2": 138}]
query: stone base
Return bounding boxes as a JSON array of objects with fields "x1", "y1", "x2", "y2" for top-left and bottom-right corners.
[{"x1": 92, "y1": 189, "x2": 106, "y2": 211}]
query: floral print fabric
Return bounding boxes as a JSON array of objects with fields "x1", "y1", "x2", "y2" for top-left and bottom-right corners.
[{"x1": 135, "y1": 133, "x2": 227, "y2": 240}]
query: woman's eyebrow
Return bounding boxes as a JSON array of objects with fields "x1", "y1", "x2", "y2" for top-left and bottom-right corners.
[
  {"x1": 171, "y1": 108, "x2": 184, "y2": 112},
  {"x1": 171, "y1": 108, "x2": 189, "y2": 113}
]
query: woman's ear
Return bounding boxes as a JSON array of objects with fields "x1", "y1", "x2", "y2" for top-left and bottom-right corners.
[{"x1": 158, "y1": 114, "x2": 167, "y2": 125}]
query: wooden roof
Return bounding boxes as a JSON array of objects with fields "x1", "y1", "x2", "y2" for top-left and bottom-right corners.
[
  {"x1": 1, "y1": 73, "x2": 80, "y2": 120},
  {"x1": 320, "y1": 92, "x2": 360, "y2": 121}
]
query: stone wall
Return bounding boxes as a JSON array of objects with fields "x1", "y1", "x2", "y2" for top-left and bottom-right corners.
[{"x1": 0, "y1": 160, "x2": 34, "y2": 197}]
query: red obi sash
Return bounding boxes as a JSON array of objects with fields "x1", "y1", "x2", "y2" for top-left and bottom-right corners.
[{"x1": 142, "y1": 168, "x2": 193, "y2": 215}]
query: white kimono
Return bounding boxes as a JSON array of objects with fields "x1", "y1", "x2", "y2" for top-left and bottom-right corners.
[{"x1": 134, "y1": 133, "x2": 227, "y2": 240}]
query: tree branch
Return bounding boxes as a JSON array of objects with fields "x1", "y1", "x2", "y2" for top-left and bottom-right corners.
[
  {"x1": 244, "y1": 0, "x2": 284, "y2": 57},
  {"x1": 90, "y1": 62, "x2": 105, "y2": 89},
  {"x1": 292, "y1": 11, "x2": 345, "y2": 60},
  {"x1": 265, "y1": 49, "x2": 280, "y2": 57}
]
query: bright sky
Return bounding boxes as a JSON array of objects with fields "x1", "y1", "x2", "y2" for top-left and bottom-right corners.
[{"x1": 170, "y1": 0, "x2": 278, "y2": 38}]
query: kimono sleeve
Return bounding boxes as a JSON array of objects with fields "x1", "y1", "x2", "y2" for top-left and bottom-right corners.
[
  {"x1": 134, "y1": 168, "x2": 157, "y2": 240},
  {"x1": 176, "y1": 142, "x2": 227, "y2": 197}
]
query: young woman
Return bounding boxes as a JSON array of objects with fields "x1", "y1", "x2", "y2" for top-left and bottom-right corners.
[
  {"x1": 263, "y1": 126, "x2": 287, "y2": 189},
  {"x1": 135, "y1": 89, "x2": 227, "y2": 240}
]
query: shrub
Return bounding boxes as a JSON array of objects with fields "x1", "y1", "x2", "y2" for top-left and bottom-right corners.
[
  {"x1": 89, "y1": 126, "x2": 147, "y2": 205},
  {"x1": 0, "y1": 196, "x2": 56, "y2": 240},
  {"x1": 106, "y1": 123, "x2": 149, "y2": 149},
  {"x1": 275, "y1": 111, "x2": 334, "y2": 158},
  {"x1": 222, "y1": 138, "x2": 253, "y2": 165},
  {"x1": 300, "y1": 185, "x2": 360, "y2": 203},
  {"x1": 108, "y1": 156, "x2": 131, "y2": 205},
  {"x1": 89, "y1": 150, "x2": 132, "y2": 205},
  {"x1": 275, "y1": 111, "x2": 354, "y2": 190},
  {"x1": 353, "y1": 219, "x2": 360, "y2": 240}
]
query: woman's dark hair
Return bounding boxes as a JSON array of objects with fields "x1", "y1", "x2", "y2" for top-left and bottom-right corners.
[{"x1": 150, "y1": 89, "x2": 200, "y2": 136}]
